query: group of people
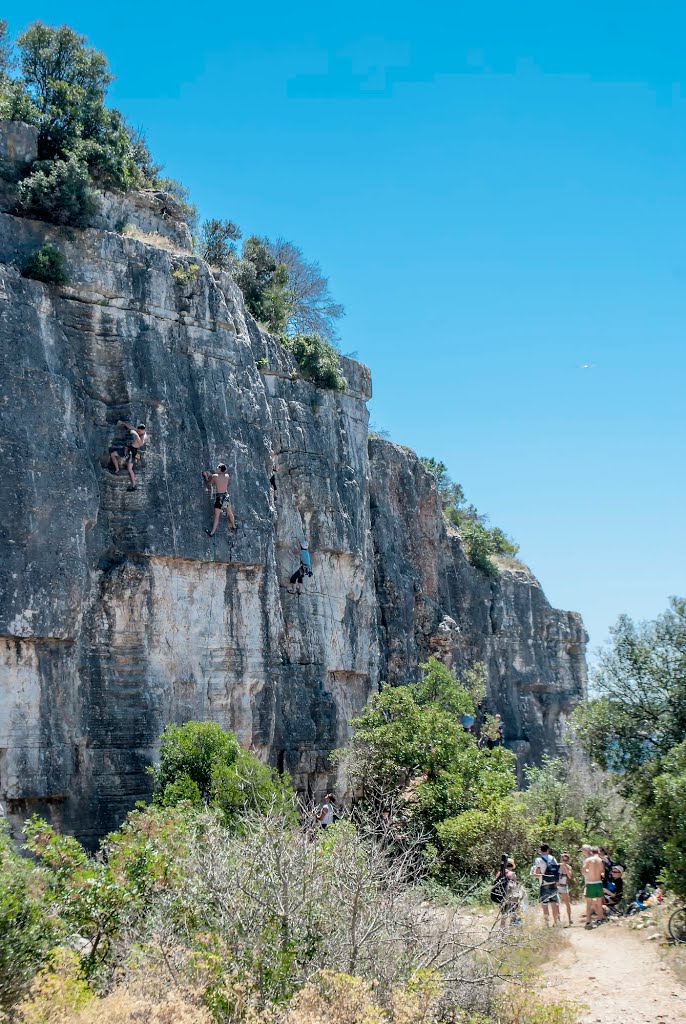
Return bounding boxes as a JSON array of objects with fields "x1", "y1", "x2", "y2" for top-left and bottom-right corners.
[
  {"x1": 494, "y1": 843, "x2": 626, "y2": 930},
  {"x1": 107, "y1": 421, "x2": 312, "y2": 588}
]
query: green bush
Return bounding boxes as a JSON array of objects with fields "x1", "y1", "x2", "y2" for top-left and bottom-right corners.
[
  {"x1": 21, "y1": 244, "x2": 69, "y2": 285},
  {"x1": 281, "y1": 333, "x2": 346, "y2": 391},
  {"x1": 17, "y1": 157, "x2": 98, "y2": 227},
  {"x1": 0, "y1": 823, "x2": 57, "y2": 1011},
  {"x1": 152, "y1": 720, "x2": 295, "y2": 824},
  {"x1": 172, "y1": 262, "x2": 200, "y2": 286}
]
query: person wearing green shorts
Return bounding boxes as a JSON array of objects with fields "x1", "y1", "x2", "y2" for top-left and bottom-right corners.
[{"x1": 583, "y1": 847, "x2": 605, "y2": 928}]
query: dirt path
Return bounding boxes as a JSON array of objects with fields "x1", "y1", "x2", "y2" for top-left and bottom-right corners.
[{"x1": 538, "y1": 914, "x2": 686, "y2": 1023}]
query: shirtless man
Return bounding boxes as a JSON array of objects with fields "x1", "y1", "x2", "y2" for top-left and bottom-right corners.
[
  {"x1": 109, "y1": 421, "x2": 147, "y2": 491},
  {"x1": 202, "y1": 463, "x2": 236, "y2": 536},
  {"x1": 583, "y1": 845, "x2": 605, "y2": 928}
]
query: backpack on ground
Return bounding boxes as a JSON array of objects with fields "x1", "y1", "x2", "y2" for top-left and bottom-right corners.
[{"x1": 541, "y1": 854, "x2": 560, "y2": 885}]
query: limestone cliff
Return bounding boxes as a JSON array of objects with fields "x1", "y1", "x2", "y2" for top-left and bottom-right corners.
[{"x1": 0, "y1": 123, "x2": 587, "y2": 842}]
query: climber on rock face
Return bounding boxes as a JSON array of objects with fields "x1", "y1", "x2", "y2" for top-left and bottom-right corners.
[
  {"x1": 109, "y1": 421, "x2": 147, "y2": 491},
  {"x1": 269, "y1": 453, "x2": 279, "y2": 505},
  {"x1": 288, "y1": 540, "x2": 312, "y2": 595},
  {"x1": 202, "y1": 463, "x2": 236, "y2": 536}
]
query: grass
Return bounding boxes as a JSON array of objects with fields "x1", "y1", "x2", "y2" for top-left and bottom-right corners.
[{"x1": 120, "y1": 223, "x2": 186, "y2": 253}]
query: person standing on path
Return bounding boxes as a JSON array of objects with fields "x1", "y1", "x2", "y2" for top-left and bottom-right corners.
[
  {"x1": 583, "y1": 846, "x2": 605, "y2": 928},
  {"x1": 557, "y1": 851, "x2": 573, "y2": 926},
  {"x1": 533, "y1": 843, "x2": 561, "y2": 926}
]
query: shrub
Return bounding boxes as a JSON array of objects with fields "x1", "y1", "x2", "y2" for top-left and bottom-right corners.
[
  {"x1": 172, "y1": 262, "x2": 200, "y2": 286},
  {"x1": 17, "y1": 157, "x2": 98, "y2": 227},
  {"x1": 281, "y1": 332, "x2": 346, "y2": 391},
  {"x1": 22, "y1": 244, "x2": 69, "y2": 285},
  {"x1": 0, "y1": 823, "x2": 57, "y2": 1012},
  {"x1": 151, "y1": 720, "x2": 295, "y2": 823},
  {"x1": 199, "y1": 218, "x2": 241, "y2": 269},
  {"x1": 436, "y1": 798, "x2": 534, "y2": 876}
]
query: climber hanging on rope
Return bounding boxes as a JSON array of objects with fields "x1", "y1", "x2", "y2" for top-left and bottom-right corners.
[
  {"x1": 202, "y1": 463, "x2": 236, "y2": 536},
  {"x1": 109, "y1": 421, "x2": 147, "y2": 491},
  {"x1": 288, "y1": 540, "x2": 312, "y2": 595},
  {"x1": 269, "y1": 452, "x2": 279, "y2": 505}
]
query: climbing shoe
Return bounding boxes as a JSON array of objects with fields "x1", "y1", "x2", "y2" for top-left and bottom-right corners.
[{"x1": 127, "y1": 485, "x2": 137, "y2": 491}]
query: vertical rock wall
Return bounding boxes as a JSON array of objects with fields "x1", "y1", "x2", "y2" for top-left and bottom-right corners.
[{"x1": 0, "y1": 190, "x2": 586, "y2": 841}]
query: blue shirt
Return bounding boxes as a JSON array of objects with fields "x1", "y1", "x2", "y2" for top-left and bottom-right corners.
[{"x1": 300, "y1": 549, "x2": 311, "y2": 569}]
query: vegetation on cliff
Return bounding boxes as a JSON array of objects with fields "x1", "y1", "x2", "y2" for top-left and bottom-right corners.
[{"x1": 420, "y1": 458, "x2": 519, "y2": 577}]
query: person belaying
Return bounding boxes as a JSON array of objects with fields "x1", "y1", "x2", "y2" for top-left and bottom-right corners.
[
  {"x1": 202, "y1": 463, "x2": 236, "y2": 535},
  {"x1": 288, "y1": 540, "x2": 312, "y2": 595},
  {"x1": 109, "y1": 420, "x2": 147, "y2": 491}
]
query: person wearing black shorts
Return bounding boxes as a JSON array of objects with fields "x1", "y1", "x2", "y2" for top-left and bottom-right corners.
[
  {"x1": 109, "y1": 421, "x2": 147, "y2": 491},
  {"x1": 202, "y1": 463, "x2": 236, "y2": 535}
]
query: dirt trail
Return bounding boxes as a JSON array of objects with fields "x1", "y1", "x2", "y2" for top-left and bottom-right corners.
[{"x1": 538, "y1": 915, "x2": 686, "y2": 1023}]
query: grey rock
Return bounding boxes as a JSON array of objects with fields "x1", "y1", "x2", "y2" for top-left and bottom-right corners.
[
  {"x1": 0, "y1": 121, "x2": 38, "y2": 177},
  {"x1": 0, "y1": 195, "x2": 586, "y2": 843}
]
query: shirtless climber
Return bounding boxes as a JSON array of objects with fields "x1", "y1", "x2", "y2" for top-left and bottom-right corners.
[
  {"x1": 288, "y1": 540, "x2": 312, "y2": 595},
  {"x1": 269, "y1": 453, "x2": 279, "y2": 505},
  {"x1": 202, "y1": 463, "x2": 236, "y2": 536},
  {"x1": 109, "y1": 421, "x2": 147, "y2": 491}
]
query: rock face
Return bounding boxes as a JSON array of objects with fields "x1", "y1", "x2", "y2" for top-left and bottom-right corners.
[
  {"x1": 0, "y1": 171, "x2": 586, "y2": 843},
  {"x1": 369, "y1": 441, "x2": 587, "y2": 779}
]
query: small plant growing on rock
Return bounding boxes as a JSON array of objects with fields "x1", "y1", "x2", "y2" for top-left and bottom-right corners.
[
  {"x1": 172, "y1": 262, "x2": 200, "y2": 286},
  {"x1": 21, "y1": 245, "x2": 69, "y2": 285},
  {"x1": 256, "y1": 357, "x2": 268, "y2": 370}
]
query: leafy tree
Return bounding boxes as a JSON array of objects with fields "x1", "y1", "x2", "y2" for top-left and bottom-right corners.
[
  {"x1": 573, "y1": 598, "x2": 686, "y2": 784},
  {"x1": 233, "y1": 236, "x2": 290, "y2": 332},
  {"x1": 573, "y1": 598, "x2": 686, "y2": 892},
  {"x1": 343, "y1": 658, "x2": 516, "y2": 838},
  {"x1": 0, "y1": 823, "x2": 56, "y2": 1012},
  {"x1": 199, "y1": 217, "x2": 241, "y2": 269},
  {"x1": 152, "y1": 720, "x2": 295, "y2": 823},
  {"x1": 652, "y1": 740, "x2": 686, "y2": 897},
  {"x1": 264, "y1": 237, "x2": 344, "y2": 343}
]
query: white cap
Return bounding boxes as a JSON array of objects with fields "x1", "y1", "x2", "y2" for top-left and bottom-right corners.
[{"x1": 301, "y1": 540, "x2": 309, "y2": 549}]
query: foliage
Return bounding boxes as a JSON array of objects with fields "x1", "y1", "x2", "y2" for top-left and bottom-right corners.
[
  {"x1": 573, "y1": 597, "x2": 686, "y2": 894},
  {"x1": 0, "y1": 822, "x2": 56, "y2": 1012},
  {"x1": 650, "y1": 739, "x2": 686, "y2": 898},
  {"x1": 342, "y1": 659, "x2": 516, "y2": 853},
  {"x1": 22, "y1": 243, "x2": 69, "y2": 284},
  {"x1": 264, "y1": 237, "x2": 344, "y2": 343},
  {"x1": 16, "y1": 155, "x2": 98, "y2": 227},
  {"x1": 419, "y1": 458, "x2": 519, "y2": 577},
  {"x1": 199, "y1": 218, "x2": 241, "y2": 269},
  {"x1": 16, "y1": 949, "x2": 93, "y2": 1024},
  {"x1": 233, "y1": 235, "x2": 290, "y2": 331},
  {"x1": 172, "y1": 261, "x2": 200, "y2": 286},
  {"x1": 151, "y1": 720, "x2": 295, "y2": 823},
  {"x1": 2, "y1": 22, "x2": 189, "y2": 228},
  {"x1": 281, "y1": 332, "x2": 347, "y2": 391},
  {"x1": 436, "y1": 799, "x2": 533, "y2": 877}
]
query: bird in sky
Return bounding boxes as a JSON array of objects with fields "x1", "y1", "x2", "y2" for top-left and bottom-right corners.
[{"x1": 578, "y1": 362, "x2": 596, "y2": 370}]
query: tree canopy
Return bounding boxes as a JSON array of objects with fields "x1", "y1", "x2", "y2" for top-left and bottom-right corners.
[{"x1": 573, "y1": 597, "x2": 686, "y2": 895}]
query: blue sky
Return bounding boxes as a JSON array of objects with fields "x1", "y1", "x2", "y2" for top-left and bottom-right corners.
[{"x1": 9, "y1": 3, "x2": 686, "y2": 660}]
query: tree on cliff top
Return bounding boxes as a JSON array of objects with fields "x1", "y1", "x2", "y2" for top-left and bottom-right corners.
[
  {"x1": 3, "y1": 22, "x2": 189, "y2": 224},
  {"x1": 264, "y1": 237, "x2": 345, "y2": 344}
]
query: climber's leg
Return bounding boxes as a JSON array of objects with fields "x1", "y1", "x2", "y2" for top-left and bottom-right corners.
[
  {"x1": 206, "y1": 506, "x2": 221, "y2": 537},
  {"x1": 109, "y1": 449, "x2": 120, "y2": 474},
  {"x1": 125, "y1": 452, "x2": 137, "y2": 490},
  {"x1": 224, "y1": 500, "x2": 236, "y2": 531}
]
